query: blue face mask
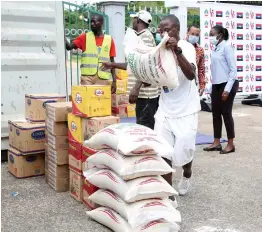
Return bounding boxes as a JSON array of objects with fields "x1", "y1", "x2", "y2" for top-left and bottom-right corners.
[
  {"x1": 155, "y1": 33, "x2": 162, "y2": 43},
  {"x1": 188, "y1": 35, "x2": 200, "y2": 45}
]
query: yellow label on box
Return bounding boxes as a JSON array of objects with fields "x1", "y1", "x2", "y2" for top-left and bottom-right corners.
[
  {"x1": 110, "y1": 80, "x2": 127, "y2": 94},
  {"x1": 68, "y1": 113, "x2": 88, "y2": 144},
  {"x1": 116, "y1": 69, "x2": 128, "y2": 80},
  {"x1": 72, "y1": 85, "x2": 111, "y2": 118},
  {"x1": 127, "y1": 104, "x2": 136, "y2": 118}
]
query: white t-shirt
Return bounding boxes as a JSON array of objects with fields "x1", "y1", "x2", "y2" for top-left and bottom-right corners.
[{"x1": 155, "y1": 40, "x2": 201, "y2": 119}]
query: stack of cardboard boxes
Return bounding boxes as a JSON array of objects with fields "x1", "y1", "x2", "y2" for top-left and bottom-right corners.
[
  {"x1": 112, "y1": 71, "x2": 136, "y2": 118},
  {"x1": 68, "y1": 85, "x2": 120, "y2": 210},
  {"x1": 8, "y1": 93, "x2": 66, "y2": 179},
  {"x1": 45, "y1": 102, "x2": 72, "y2": 192}
]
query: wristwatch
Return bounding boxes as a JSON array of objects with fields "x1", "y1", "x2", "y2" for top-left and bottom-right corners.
[{"x1": 175, "y1": 47, "x2": 182, "y2": 55}]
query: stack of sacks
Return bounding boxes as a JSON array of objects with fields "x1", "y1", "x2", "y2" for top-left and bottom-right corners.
[
  {"x1": 83, "y1": 123, "x2": 181, "y2": 232},
  {"x1": 69, "y1": 85, "x2": 120, "y2": 207},
  {"x1": 45, "y1": 102, "x2": 72, "y2": 192}
]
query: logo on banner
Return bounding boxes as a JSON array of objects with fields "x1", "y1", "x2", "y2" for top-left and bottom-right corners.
[
  {"x1": 246, "y1": 12, "x2": 250, "y2": 19},
  {"x1": 250, "y1": 11, "x2": 255, "y2": 19},
  {"x1": 238, "y1": 76, "x2": 243, "y2": 82},
  {"x1": 238, "y1": 86, "x2": 243, "y2": 92},
  {"x1": 216, "y1": 11, "x2": 223, "y2": 17},
  {"x1": 256, "y1": 66, "x2": 262, "y2": 71},
  {"x1": 256, "y1": 86, "x2": 262, "y2": 92},
  {"x1": 246, "y1": 44, "x2": 249, "y2": 51},
  {"x1": 251, "y1": 22, "x2": 255, "y2": 30},
  {"x1": 246, "y1": 54, "x2": 249, "y2": 61},
  {"x1": 256, "y1": 13, "x2": 262, "y2": 19},
  {"x1": 256, "y1": 76, "x2": 262, "y2": 81},
  {"x1": 231, "y1": 10, "x2": 235, "y2": 18},
  {"x1": 237, "y1": 34, "x2": 243, "y2": 40},
  {"x1": 231, "y1": 43, "x2": 236, "y2": 50},
  {"x1": 256, "y1": 45, "x2": 262, "y2": 50},
  {"x1": 231, "y1": 32, "x2": 236, "y2": 40},
  {"x1": 250, "y1": 85, "x2": 255, "y2": 92},
  {"x1": 256, "y1": 34, "x2": 262, "y2": 40},
  {"x1": 250, "y1": 43, "x2": 255, "y2": 51},
  {"x1": 231, "y1": 21, "x2": 235, "y2": 29},
  {"x1": 237, "y1": 66, "x2": 243, "y2": 72},
  {"x1": 245, "y1": 74, "x2": 249, "y2": 82},
  {"x1": 237, "y1": 12, "x2": 243, "y2": 18},
  {"x1": 256, "y1": 24, "x2": 262, "y2": 30},
  {"x1": 250, "y1": 32, "x2": 254, "y2": 40},
  {"x1": 246, "y1": 33, "x2": 250, "y2": 40},
  {"x1": 204, "y1": 43, "x2": 209, "y2": 50},
  {"x1": 216, "y1": 22, "x2": 223, "y2": 26},
  {"x1": 204, "y1": 9, "x2": 209, "y2": 16},
  {"x1": 226, "y1": 21, "x2": 230, "y2": 29},
  {"x1": 250, "y1": 53, "x2": 254, "y2": 61},
  {"x1": 205, "y1": 54, "x2": 209, "y2": 62},
  {"x1": 237, "y1": 55, "x2": 243, "y2": 61},
  {"x1": 210, "y1": 20, "x2": 214, "y2": 28},
  {"x1": 250, "y1": 74, "x2": 255, "y2": 82},
  {"x1": 226, "y1": 10, "x2": 230, "y2": 18},
  {"x1": 246, "y1": 65, "x2": 249, "y2": 72},
  {"x1": 246, "y1": 22, "x2": 250, "y2": 29},
  {"x1": 237, "y1": 44, "x2": 243, "y2": 50},
  {"x1": 256, "y1": 55, "x2": 262, "y2": 61},
  {"x1": 245, "y1": 85, "x2": 250, "y2": 92},
  {"x1": 250, "y1": 64, "x2": 255, "y2": 72},
  {"x1": 237, "y1": 23, "x2": 243, "y2": 29},
  {"x1": 205, "y1": 65, "x2": 209, "y2": 73},
  {"x1": 204, "y1": 32, "x2": 209, "y2": 39},
  {"x1": 204, "y1": 20, "x2": 209, "y2": 28},
  {"x1": 210, "y1": 8, "x2": 214, "y2": 17}
]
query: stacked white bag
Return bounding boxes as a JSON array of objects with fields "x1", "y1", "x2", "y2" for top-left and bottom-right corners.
[
  {"x1": 123, "y1": 28, "x2": 179, "y2": 89},
  {"x1": 83, "y1": 123, "x2": 181, "y2": 232}
]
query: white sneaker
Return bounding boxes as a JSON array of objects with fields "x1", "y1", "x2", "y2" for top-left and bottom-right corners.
[{"x1": 178, "y1": 177, "x2": 191, "y2": 196}]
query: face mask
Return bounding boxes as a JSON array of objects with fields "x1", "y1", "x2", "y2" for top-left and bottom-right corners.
[
  {"x1": 210, "y1": 36, "x2": 219, "y2": 46},
  {"x1": 188, "y1": 35, "x2": 199, "y2": 44},
  {"x1": 155, "y1": 33, "x2": 162, "y2": 43}
]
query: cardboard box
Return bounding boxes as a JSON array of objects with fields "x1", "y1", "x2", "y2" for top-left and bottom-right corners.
[
  {"x1": 112, "y1": 94, "x2": 129, "y2": 107},
  {"x1": 46, "y1": 145, "x2": 68, "y2": 165},
  {"x1": 46, "y1": 102, "x2": 72, "y2": 122},
  {"x1": 86, "y1": 116, "x2": 120, "y2": 140},
  {"x1": 48, "y1": 160, "x2": 69, "y2": 178},
  {"x1": 47, "y1": 132, "x2": 68, "y2": 150},
  {"x1": 72, "y1": 85, "x2": 111, "y2": 118},
  {"x1": 46, "y1": 117, "x2": 68, "y2": 136},
  {"x1": 48, "y1": 173, "x2": 69, "y2": 192},
  {"x1": 25, "y1": 93, "x2": 66, "y2": 122},
  {"x1": 82, "y1": 177, "x2": 99, "y2": 210},
  {"x1": 68, "y1": 140, "x2": 82, "y2": 174},
  {"x1": 68, "y1": 113, "x2": 88, "y2": 144},
  {"x1": 110, "y1": 80, "x2": 127, "y2": 94},
  {"x1": 112, "y1": 106, "x2": 127, "y2": 118},
  {"x1": 127, "y1": 104, "x2": 136, "y2": 118},
  {"x1": 116, "y1": 69, "x2": 128, "y2": 80},
  {"x1": 82, "y1": 146, "x2": 97, "y2": 172},
  {"x1": 8, "y1": 121, "x2": 45, "y2": 154},
  {"x1": 70, "y1": 169, "x2": 83, "y2": 202},
  {"x1": 8, "y1": 147, "x2": 45, "y2": 178}
]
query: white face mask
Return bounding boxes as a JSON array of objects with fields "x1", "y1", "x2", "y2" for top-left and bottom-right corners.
[
  {"x1": 210, "y1": 36, "x2": 219, "y2": 46},
  {"x1": 188, "y1": 35, "x2": 199, "y2": 44}
]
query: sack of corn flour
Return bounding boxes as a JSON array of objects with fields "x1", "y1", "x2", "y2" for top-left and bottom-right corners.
[
  {"x1": 83, "y1": 168, "x2": 177, "y2": 203},
  {"x1": 123, "y1": 28, "x2": 179, "y2": 89},
  {"x1": 89, "y1": 189, "x2": 181, "y2": 228},
  {"x1": 83, "y1": 123, "x2": 174, "y2": 158},
  {"x1": 86, "y1": 149, "x2": 174, "y2": 180},
  {"x1": 87, "y1": 207, "x2": 180, "y2": 232}
]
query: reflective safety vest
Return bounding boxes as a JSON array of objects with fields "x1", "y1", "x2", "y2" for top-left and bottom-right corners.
[{"x1": 80, "y1": 32, "x2": 112, "y2": 80}]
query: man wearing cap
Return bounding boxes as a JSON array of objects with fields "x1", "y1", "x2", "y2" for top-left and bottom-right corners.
[
  {"x1": 102, "y1": 10, "x2": 159, "y2": 130},
  {"x1": 65, "y1": 14, "x2": 117, "y2": 94}
]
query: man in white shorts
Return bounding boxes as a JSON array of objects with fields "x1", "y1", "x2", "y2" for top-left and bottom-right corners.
[{"x1": 155, "y1": 15, "x2": 201, "y2": 196}]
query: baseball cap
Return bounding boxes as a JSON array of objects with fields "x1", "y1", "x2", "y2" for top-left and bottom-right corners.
[{"x1": 130, "y1": 10, "x2": 152, "y2": 25}]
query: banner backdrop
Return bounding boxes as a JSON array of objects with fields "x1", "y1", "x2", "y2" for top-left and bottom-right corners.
[{"x1": 200, "y1": 4, "x2": 262, "y2": 95}]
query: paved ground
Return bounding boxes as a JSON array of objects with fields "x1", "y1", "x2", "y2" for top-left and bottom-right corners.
[{"x1": 2, "y1": 104, "x2": 262, "y2": 232}]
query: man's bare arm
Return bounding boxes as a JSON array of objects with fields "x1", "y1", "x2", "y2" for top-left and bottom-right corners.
[
  {"x1": 65, "y1": 37, "x2": 77, "y2": 51},
  {"x1": 176, "y1": 53, "x2": 196, "y2": 81}
]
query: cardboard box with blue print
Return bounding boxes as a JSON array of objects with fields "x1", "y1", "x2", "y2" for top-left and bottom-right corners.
[
  {"x1": 8, "y1": 121, "x2": 45, "y2": 154},
  {"x1": 25, "y1": 93, "x2": 66, "y2": 123},
  {"x1": 8, "y1": 147, "x2": 45, "y2": 178},
  {"x1": 46, "y1": 102, "x2": 72, "y2": 122}
]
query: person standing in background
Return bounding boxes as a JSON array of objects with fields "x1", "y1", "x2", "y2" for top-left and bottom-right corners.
[
  {"x1": 65, "y1": 14, "x2": 116, "y2": 93},
  {"x1": 186, "y1": 25, "x2": 206, "y2": 96},
  {"x1": 204, "y1": 25, "x2": 239, "y2": 154},
  {"x1": 101, "y1": 10, "x2": 159, "y2": 130}
]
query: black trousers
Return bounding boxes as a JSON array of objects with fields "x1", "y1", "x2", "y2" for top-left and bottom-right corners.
[
  {"x1": 211, "y1": 80, "x2": 239, "y2": 139},
  {"x1": 136, "y1": 97, "x2": 159, "y2": 130}
]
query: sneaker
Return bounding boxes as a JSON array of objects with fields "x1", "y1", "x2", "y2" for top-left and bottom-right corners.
[{"x1": 178, "y1": 177, "x2": 191, "y2": 196}]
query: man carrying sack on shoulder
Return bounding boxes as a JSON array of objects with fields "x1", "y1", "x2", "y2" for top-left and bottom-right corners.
[{"x1": 65, "y1": 14, "x2": 117, "y2": 93}]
